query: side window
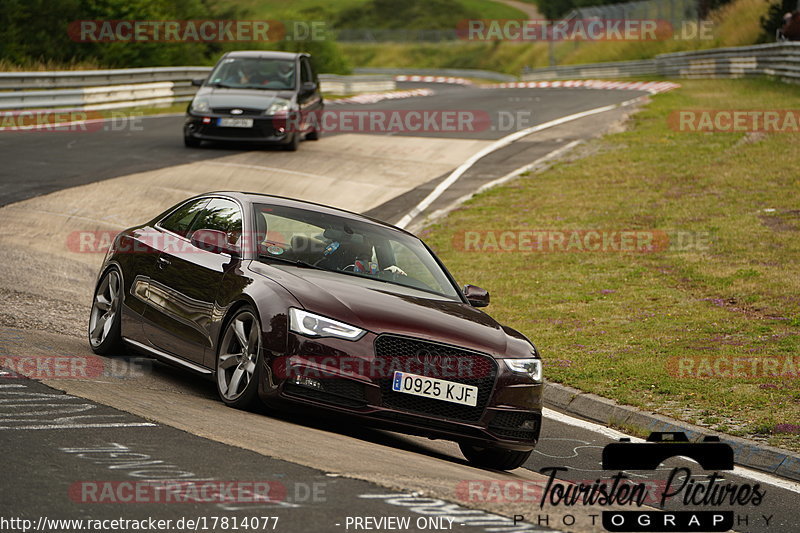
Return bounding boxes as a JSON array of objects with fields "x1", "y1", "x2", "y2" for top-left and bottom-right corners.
[
  {"x1": 159, "y1": 199, "x2": 208, "y2": 237},
  {"x1": 190, "y1": 198, "x2": 243, "y2": 245},
  {"x1": 300, "y1": 58, "x2": 312, "y2": 84}
]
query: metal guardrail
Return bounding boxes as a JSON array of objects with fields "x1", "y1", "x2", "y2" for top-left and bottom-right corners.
[
  {"x1": 657, "y1": 42, "x2": 800, "y2": 83},
  {"x1": 523, "y1": 42, "x2": 800, "y2": 83},
  {"x1": 317, "y1": 74, "x2": 395, "y2": 94},
  {"x1": 4, "y1": 41, "x2": 797, "y2": 111},
  {"x1": 0, "y1": 82, "x2": 199, "y2": 111},
  {"x1": 0, "y1": 67, "x2": 212, "y2": 90},
  {"x1": 354, "y1": 67, "x2": 517, "y2": 82},
  {"x1": 0, "y1": 67, "x2": 212, "y2": 110},
  {"x1": 522, "y1": 59, "x2": 658, "y2": 80},
  {"x1": 0, "y1": 69, "x2": 397, "y2": 110}
]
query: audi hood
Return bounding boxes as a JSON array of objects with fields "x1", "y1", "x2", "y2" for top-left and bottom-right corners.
[{"x1": 249, "y1": 262, "x2": 535, "y2": 358}]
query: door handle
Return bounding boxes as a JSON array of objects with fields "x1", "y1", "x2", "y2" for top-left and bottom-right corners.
[{"x1": 157, "y1": 256, "x2": 171, "y2": 269}]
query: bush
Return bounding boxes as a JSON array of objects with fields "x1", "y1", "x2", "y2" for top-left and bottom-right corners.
[
  {"x1": 274, "y1": 36, "x2": 350, "y2": 74},
  {"x1": 0, "y1": 0, "x2": 242, "y2": 67}
]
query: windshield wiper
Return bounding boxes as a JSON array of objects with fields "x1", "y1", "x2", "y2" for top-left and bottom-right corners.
[
  {"x1": 209, "y1": 82, "x2": 236, "y2": 89},
  {"x1": 258, "y1": 254, "x2": 321, "y2": 270},
  {"x1": 242, "y1": 85, "x2": 285, "y2": 91}
]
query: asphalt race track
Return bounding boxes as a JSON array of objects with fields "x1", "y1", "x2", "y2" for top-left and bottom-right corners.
[
  {"x1": 0, "y1": 82, "x2": 639, "y2": 207},
  {"x1": 1, "y1": 82, "x2": 798, "y2": 533}
]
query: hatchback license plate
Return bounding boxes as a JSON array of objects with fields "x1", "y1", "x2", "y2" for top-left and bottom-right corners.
[
  {"x1": 392, "y1": 371, "x2": 478, "y2": 407},
  {"x1": 218, "y1": 118, "x2": 253, "y2": 128}
]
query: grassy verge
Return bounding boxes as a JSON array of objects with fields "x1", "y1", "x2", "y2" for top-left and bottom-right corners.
[
  {"x1": 0, "y1": 0, "x2": 766, "y2": 74},
  {"x1": 240, "y1": 0, "x2": 524, "y2": 21},
  {"x1": 339, "y1": 0, "x2": 767, "y2": 73},
  {"x1": 421, "y1": 78, "x2": 800, "y2": 452}
]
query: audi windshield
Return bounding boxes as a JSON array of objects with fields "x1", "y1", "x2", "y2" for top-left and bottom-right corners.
[{"x1": 254, "y1": 204, "x2": 461, "y2": 299}]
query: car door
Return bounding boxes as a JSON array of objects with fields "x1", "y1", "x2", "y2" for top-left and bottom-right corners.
[
  {"x1": 297, "y1": 56, "x2": 323, "y2": 134},
  {"x1": 142, "y1": 197, "x2": 243, "y2": 364},
  {"x1": 123, "y1": 197, "x2": 209, "y2": 344}
]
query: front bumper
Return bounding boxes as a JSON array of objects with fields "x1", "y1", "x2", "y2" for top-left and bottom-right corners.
[
  {"x1": 184, "y1": 112, "x2": 292, "y2": 144},
  {"x1": 258, "y1": 332, "x2": 543, "y2": 451}
]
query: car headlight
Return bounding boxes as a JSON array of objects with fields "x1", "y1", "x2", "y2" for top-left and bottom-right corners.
[
  {"x1": 503, "y1": 358, "x2": 542, "y2": 381},
  {"x1": 191, "y1": 98, "x2": 210, "y2": 114},
  {"x1": 289, "y1": 308, "x2": 366, "y2": 340},
  {"x1": 266, "y1": 99, "x2": 291, "y2": 115}
]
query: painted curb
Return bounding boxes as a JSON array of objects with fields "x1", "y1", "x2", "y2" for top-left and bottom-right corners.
[
  {"x1": 544, "y1": 381, "x2": 800, "y2": 482},
  {"x1": 489, "y1": 79, "x2": 681, "y2": 95},
  {"x1": 326, "y1": 88, "x2": 435, "y2": 106}
]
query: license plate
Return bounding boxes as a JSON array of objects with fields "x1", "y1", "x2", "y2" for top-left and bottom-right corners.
[
  {"x1": 392, "y1": 371, "x2": 478, "y2": 407},
  {"x1": 217, "y1": 117, "x2": 253, "y2": 128}
]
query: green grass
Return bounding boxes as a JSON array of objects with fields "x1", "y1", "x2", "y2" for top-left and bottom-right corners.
[
  {"x1": 336, "y1": 0, "x2": 769, "y2": 73},
  {"x1": 240, "y1": 0, "x2": 524, "y2": 21},
  {"x1": 553, "y1": 0, "x2": 769, "y2": 66},
  {"x1": 339, "y1": 41, "x2": 550, "y2": 74},
  {"x1": 458, "y1": 0, "x2": 527, "y2": 19},
  {"x1": 2, "y1": 0, "x2": 766, "y2": 75},
  {"x1": 421, "y1": 78, "x2": 800, "y2": 452}
]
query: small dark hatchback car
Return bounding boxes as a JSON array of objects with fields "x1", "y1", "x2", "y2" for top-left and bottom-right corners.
[
  {"x1": 184, "y1": 51, "x2": 323, "y2": 151},
  {"x1": 89, "y1": 192, "x2": 542, "y2": 470}
]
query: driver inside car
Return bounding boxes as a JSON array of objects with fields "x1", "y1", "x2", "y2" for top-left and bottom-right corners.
[
  {"x1": 225, "y1": 60, "x2": 267, "y2": 86},
  {"x1": 318, "y1": 230, "x2": 406, "y2": 276}
]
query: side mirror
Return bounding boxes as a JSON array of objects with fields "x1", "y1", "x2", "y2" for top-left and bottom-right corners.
[
  {"x1": 463, "y1": 285, "x2": 490, "y2": 307},
  {"x1": 301, "y1": 81, "x2": 317, "y2": 95},
  {"x1": 191, "y1": 229, "x2": 240, "y2": 257},
  {"x1": 191, "y1": 78, "x2": 205, "y2": 87}
]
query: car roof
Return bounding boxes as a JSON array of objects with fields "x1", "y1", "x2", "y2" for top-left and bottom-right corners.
[
  {"x1": 201, "y1": 191, "x2": 417, "y2": 238},
  {"x1": 223, "y1": 51, "x2": 305, "y2": 61}
]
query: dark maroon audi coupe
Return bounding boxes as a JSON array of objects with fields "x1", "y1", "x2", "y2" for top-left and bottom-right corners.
[{"x1": 88, "y1": 192, "x2": 542, "y2": 470}]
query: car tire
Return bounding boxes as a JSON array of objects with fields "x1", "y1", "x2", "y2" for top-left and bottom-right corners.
[
  {"x1": 216, "y1": 306, "x2": 263, "y2": 410},
  {"x1": 282, "y1": 132, "x2": 299, "y2": 151},
  {"x1": 88, "y1": 267, "x2": 125, "y2": 355},
  {"x1": 459, "y1": 443, "x2": 532, "y2": 471},
  {"x1": 305, "y1": 128, "x2": 320, "y2": 141},
  {"x1": 184, "y1": 134, "x2": 201, "y2": 148}
]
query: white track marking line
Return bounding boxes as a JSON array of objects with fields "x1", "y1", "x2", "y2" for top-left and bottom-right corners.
[
  {"x1": 0, "y1": 422, "x2": 157, "y2": 430},
  {"x1": 731, "y1": 465, "x2": 800, "y2": 494},
  {"x1": 544, "y1": 407, "x2": 641, "y2": 442},
  {"x1": 414, "y1": 140, "x2": 582, "y2": 228},
  {"x1": 544, "y1": 408, "x2": 800, "y2": 493},
  {"x1": 395, "y1": 96, "x2": 644, "y2": 229}
]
